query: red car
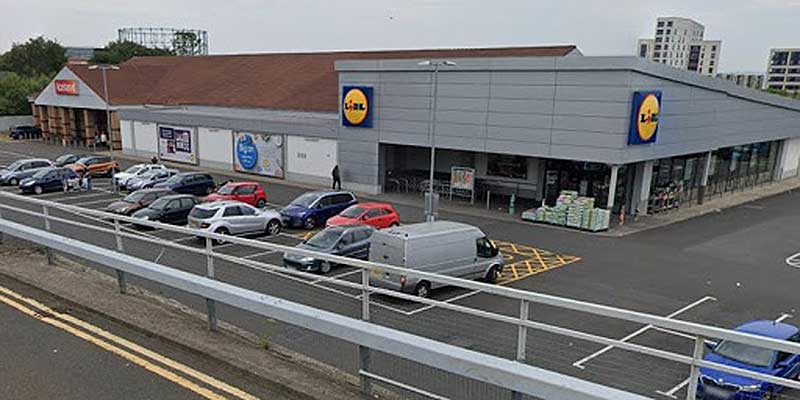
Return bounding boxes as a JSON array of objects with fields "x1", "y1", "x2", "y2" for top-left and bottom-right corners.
[
  {"x1": 326, "y1": 202, "x2": 400, "y2": 229},
  {"x1": 205, "y1": 181, "x2": 268, "y2": 208}
]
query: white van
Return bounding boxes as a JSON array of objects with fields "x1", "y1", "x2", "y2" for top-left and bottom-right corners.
[{"x1": 369, "y1": 221, "x2": 504, "y2": 298}]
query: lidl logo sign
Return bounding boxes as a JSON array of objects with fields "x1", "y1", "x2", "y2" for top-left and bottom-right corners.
[
  {"x1": 342, "y1": 86, "x2": 373, "y2": 127},
  {"x1": 628, "y1": 91, "x2": 662, "y2": 145}
]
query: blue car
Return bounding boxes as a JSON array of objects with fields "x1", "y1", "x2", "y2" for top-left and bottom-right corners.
[
  {"x1": 0, "y1": 159, "x2": 53, "y2": 186},
  {"x1": 19, "y1": 167, "x2": 79, "y2": 194},
  {"x1": 280, "y1": 190, "x2": 357, "y2": 229},
  {"x1": 697, "y1": 320, "x2": 800, "y2": 399},
  {"x1": 153, "y1": 172, "x2": 215, "y2": 196}
]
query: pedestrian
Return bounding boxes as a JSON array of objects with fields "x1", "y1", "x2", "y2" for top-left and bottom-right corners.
[
  {"x1": 62, "y1": 173, "x2": 68, "y2": 193},
  {"x1": 331, "y1": 165, "x2": 341, "y2": 190},
  {"x1": 151, "y1": 156, "x2": 159, "y2": 164},
  {"x1": 82, "y1": 173, "x2": 92, "y2": 191}
]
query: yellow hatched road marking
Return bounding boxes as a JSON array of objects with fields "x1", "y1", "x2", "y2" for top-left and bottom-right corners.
[
  {"x1": 0, "y1": 286, "x2": 260, "y2": 400},
  {"x1": 524, "y1": 260, "x2": 534, "y2": 273},
  {"x1": 0, "y1": 292, "x2": 228, "y2": 400}
]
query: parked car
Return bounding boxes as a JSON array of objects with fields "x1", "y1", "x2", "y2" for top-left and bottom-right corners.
[
  {"x1": 205, "y1": 181, "x2": 268, "y2": 208},
  {"x1": 154, "y1": 172, "x2": 216, "y2": 196},
  {"x1": 54, "y1": 154, "x2": 87, "y2": 167},
  {"x1": 131, "y1": 194, "x2": 199, "y2": 226},
  {"x1": 280, "y1": 190, "x2": 357, "y2": 230},
  {"x1": 66, "y1": 155, "x2": 119, "y2": 177},
  {"x1": 126, "y1": 168, "x2": 178, "y2": 191},
  {"x1": 369, "y1": 221, "x2": 504, "y2": 298},
  {"x1": 187, "y1": 201, "x2": 282, "y2": 243},
  {"x1": 0, "y1": 159, "x2": 53, "y2": 186},
  {"x1": 697, "y1": 320, "x2": 800, "y2": 400},
  {"x1": 18, "y1": 167, "x2": 78, "y2": 194},
  {"x1": 106, "y1": 188, "x2": 175, "y2": 216},
  {"x1": 9, "y1": 125, "x2": 42, "y2": 140},
  {"x1": 283, "y1": 224, "x2": 375, "y2": 273},
  {"x1": 113, "y1": 164, "x2": 167, "y2": 189},
  {"x1": 326, "y1": 202, "x2": 400, "y2": 229}
]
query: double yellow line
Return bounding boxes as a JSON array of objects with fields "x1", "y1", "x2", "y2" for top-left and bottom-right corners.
[{"x1": 0, "y1": 286, "x2": 260, "y2": 400}]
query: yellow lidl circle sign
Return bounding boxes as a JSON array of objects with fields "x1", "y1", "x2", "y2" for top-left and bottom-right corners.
[
  {"x1": 342, "y1": 86, "x2": 373, "y2": 127},
  {"x1": 628, "y1": 91, "x2": 662, "y2": 145}
]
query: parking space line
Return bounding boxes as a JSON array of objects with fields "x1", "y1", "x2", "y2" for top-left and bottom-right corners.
[
  {"x1": 572, "y1": 296, "x2": 717, "y2": 369},
  {"x1": 656, "y1": 377, "x2": 690, "y2": 398},
  {"x1": 405, "y1": 290, "x2": 483, "y2": 316},
  {"x1": 651, "y1": 326, "x2": 697, "y2": 341},
  {"x1": 171, "y1": 236, "x2": 199, "y2": 243},
  {"x1": 776, "y1": 313, "x2": 793, "y2": 323},
  {"x1": 786, "y1": 253, "x2": 800, "y2": 268},
  {"x1": 243, "y1": 250, "x2": 278, "y2": 259},
  {"x1": 310, "y1": 270, "x2": 359, "y2": 284}
]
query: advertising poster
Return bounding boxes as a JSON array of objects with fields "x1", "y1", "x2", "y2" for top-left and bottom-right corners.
[
  {"x1": 450, "y1": 167, "x2": 475, "y2": 191},
  {"x1": 158, "y1": 126, "x2": 197, "y2": 164},
  {"x1": 233, "y1": 131, "x2": 284, "y2": 179}
]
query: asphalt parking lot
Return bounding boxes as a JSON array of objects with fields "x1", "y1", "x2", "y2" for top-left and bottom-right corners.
[{"x1": 2, "y1": 142, "x2": 800, "y2": 399}]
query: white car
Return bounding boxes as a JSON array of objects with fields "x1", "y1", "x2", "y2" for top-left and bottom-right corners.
[
  {"x1": 187, "y1": 201, "x2": 282, "y2": 243},
  {"x1": 113, "y1": 164, "x2": 167, "y2": 189}
]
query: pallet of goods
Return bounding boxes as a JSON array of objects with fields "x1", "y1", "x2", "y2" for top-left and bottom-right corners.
[{"x1": 520, "y1": 190, "x2": 609, "y2": 232}]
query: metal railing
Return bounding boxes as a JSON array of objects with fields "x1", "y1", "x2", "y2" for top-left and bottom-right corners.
[{"x1": 1, "y1": 190, "x2": 799, "y2": 400}]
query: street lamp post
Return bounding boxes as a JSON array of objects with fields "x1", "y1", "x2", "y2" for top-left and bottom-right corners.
[
  {"x1": 89, "y1": 64, "x2": 119, "y2": 192},
  {"x1": 418, "y1": 60, "x2": 456, "y2": 222}
]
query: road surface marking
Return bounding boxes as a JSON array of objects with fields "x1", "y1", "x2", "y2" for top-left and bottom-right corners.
[
  {"x1": 0, "y1": 291, "x2": 228, "y2": 400},
  {"x1": 776, "y1": 313, "x2": 793, "y2": 323},
  {"x1": 0, "y1": 286, "x2": 260, "y2": 400},
  {"x1": 786, "y1": 253, "x2": 800, "y2": 268},
  {"x1": 651, "y1": 326, "x2": 697, "y2": 341},
  {"x1": 656, "y1": 377, "x2": 691, "y2": 398},
  {"x1": 405, "y1": 290, "x2": 483, "y2": 316},
  {"x1": 572, "y1": 296, "x2": 717, "y2": 369},
  {"x1": 311, "y1": 269, "x2": 360, "y2": 284},
  {"x1": 243, "y1": 250, "x2": 278, "y2": 259}
]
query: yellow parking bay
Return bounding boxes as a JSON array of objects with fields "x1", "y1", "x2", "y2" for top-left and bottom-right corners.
[{"x1": 492, "y1": 240, "x2": 581, "y2": 285}]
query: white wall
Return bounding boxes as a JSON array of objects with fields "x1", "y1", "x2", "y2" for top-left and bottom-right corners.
[
  {"x1": 778, "y1": 138, "x2": 800, "y2": 179},
  {"x1": 198, "y1": 127, "x2": 233, "y2": 166},
  {"x1": 287, "y1": 136, "x2": 337, "y2": 178},
  {"x1": 0, "y1": 115, "x2": 33, "y2": 132},
  {"x1": 133, "y1": 121, "x2": 157, "y2": 154},
  {"x1": 120, "y1": 120, "x2": 134, "y2": 150}
]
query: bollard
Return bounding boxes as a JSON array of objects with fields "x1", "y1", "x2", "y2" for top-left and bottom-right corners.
[
  {"x1": 359, "y1": 268, "x2": 373, "y2": 394},
  {"x1": 205, "y1": 237, "x2": 218, "y2": 331},
  {"x1": 486, "y1": 190, "x2": 491, "y2": 210},
  {"x1": 113, "y1": 219, "x2": 128, "y2": 294},
  {"x1": 42, "y1": 206, "x2": 55, "y2": 265},
  {"x1": 509, "y1": 194, "x2": 516, "y2": 215}
]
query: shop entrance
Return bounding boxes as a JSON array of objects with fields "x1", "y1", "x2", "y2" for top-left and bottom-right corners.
[{"x1": 543, "y1": 160, "x2": 630, "y2": 212}]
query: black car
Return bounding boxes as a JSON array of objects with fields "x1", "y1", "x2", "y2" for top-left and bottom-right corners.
[
  {"x1": 283, "y1": 224, "x2": 375, "y2": 273},
  {"x1": 54, "y1": 154, "x2": 88, "y2": 167},
  {"x1": 18, "y1": 167, "x2": 78, "y2": 194},
  {"x1": 131, "y1": 194, "x2": 199, "y2": 226},
  {"x1": 9, "y1": 125, "x2": 42, "y2": 140},
  {"x1": 153, "y1": 172, "x2": 216, "y2": 196}
]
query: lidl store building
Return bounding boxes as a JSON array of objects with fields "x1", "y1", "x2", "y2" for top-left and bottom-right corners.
[{"x1": 33, "y1": 46, "x2": 800, "y2": 215}]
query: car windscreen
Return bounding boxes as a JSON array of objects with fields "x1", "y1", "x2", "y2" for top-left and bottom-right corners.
[
  {"x1": 304, "y1": 229, "x2": 341, "y2": 249},
  {"x1": 4, "y1": 160, "x2": 24, "y2": 171},
  {"x1": 125, "y1": 166, "x2": 143, "y2": 174},
  {"x1": 165, "y1": 175, "x2": 183, "y2": 185},
  {"x1": 189, "y1": 207, "x2": 218, "y2": 219},
  {"x1": 339, "y1": 206, "x2": 365, "y2": 218},
  {"x1": 713, "y1": 340, "x2": 776, "y2": 368},
  {"x1": 290, "y1": 193, "x2": 318, "y2": 207},
  {"x1": 32, "y1": 168, "x2": 53, "y2": 178},
  {"x1": 216, "y1": 184, "x2": 235, "y2": 195},
  {"x1": 148, "y1": 197, "x2": 170, "y2": 210},
  {"x1": 76, "y1": 157, "x2": 94, "y2": 164},
  {"x1": 55, "y1": 155, "x2": 74, "y2": 164},
  {"x1": 123, "y1": 191, "x2": 148, "y2": 203}
]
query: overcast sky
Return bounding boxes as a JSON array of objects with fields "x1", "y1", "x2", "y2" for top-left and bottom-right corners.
[{"x1": 1, "y1": 0, "x2": 797, "y2": 72}]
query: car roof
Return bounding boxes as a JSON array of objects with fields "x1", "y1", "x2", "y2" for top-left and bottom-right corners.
[
  {"x1": 138, "y1": 188, "x2": 173, "y2": 193},
  {"x1": 224, "y1": 181, "x2": 259, "y2": 187},
  {"x1": 306, "y1": 190, "x2": 354, "y2": 197},
  {"x1": 161, "y1": 194, "x2": 195, "y2": 200},
  {"x1": 735, "y1": 320, "x2": 799, "y2": 339},
  {"x1": 19, "y1": 158, "x2": 49, "y2": 163},
  {"x1": 356, "y1": 202, "x2": 392, "y2": 209},
  {"x1": 197, "y1": 200, "x2": 247, "y2": 209},
  {"x1": 382, "y1": 221, "x2": 480, "y2": 238}
]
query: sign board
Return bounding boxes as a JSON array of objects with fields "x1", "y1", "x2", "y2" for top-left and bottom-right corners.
[
  {"x1": 158, "y1": 125, "x2": 197, "y2": 164},
  {"x1": 54, "y1": 79, "x2": 79, "y2": 96},
  {"x1": 628, "y1": 91, "x2": 661, "y2": 145},
  {"x1": 450, "y1": 167, "x2": 475, "y2": 191},
  {"x1": 342, "y1": 86, "x2": 373, "y2": 127},
  {"x1": 233, "y1": 131, "x2": 285, "y2": 178}
]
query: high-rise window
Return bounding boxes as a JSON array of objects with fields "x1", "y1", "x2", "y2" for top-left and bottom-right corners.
[
  {"x1": 657, "y1": 21, "x2": 665, "y2": 27},
  {"x1": 639, "y1": 44, "x2": 649, "y2": 58},
  {"x1": 667, "y1": 21, "x2": 673, "y2": 27}
]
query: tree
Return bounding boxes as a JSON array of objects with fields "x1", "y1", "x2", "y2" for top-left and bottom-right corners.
[
  {"x1": 0, "y1": 36, "x2": 66, "y2": 77},
  {"x1": 91, "y1": 40, "x2": 173, "y2": 65},
  {"x1": 0, "y1": 72, "x2": 51, "y2": 115}
]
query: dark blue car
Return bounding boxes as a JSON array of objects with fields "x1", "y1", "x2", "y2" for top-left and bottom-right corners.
[
  {"x1": 153, "y1": 172, "x2": 215, "y2": 196},
  {"x1": 19, "y1": 167, "x2": 78, "y2": 194},
  {"x1": 280, "y1": 191, "x2": 357, "y2": 229},
  {"x1": 697, "y1": 320, "x2": 800, "y2": 399}
]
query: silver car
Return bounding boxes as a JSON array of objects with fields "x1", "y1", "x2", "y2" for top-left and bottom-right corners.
[
  {"x1": 126, "y1": 168, "x2": 178, "y2": 191},
  {"x1": 187, "y1": 201, "x2": 282, "y2": 243},
  {"x1": 113, "y1": 164, "x2": 168, "y2": 189}
]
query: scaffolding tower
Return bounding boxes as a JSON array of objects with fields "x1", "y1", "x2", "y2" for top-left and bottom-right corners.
[{"x1": 118, "y1": 27, "x2": 209, "y2": 56}]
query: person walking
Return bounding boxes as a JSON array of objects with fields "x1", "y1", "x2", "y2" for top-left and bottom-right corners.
[
  {"x1": 331, "y1": 165, "x2": 341, "y2": 190},
  {"x1": 151, "y1": 156, "x2": 159, "y2": 165}
]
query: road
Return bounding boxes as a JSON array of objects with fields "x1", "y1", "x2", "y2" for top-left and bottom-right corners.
[
  {"x1": 0, "y1": 275, "x2": 296, "y2": 400},
  {"x1": 1, "y1": 141, "x2": 799, "y2": 399}
]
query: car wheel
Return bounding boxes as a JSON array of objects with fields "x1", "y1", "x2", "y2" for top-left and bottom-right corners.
[
  {"x1": 256, "y1": 198, "x2": 267, "y2": 208},
  {"x1": 304, "y1": 216, "x2": 317, "y2": 230},
  {"x1": 485, "y1": 265, "x2": 501, "y2": 284},
  {"x1": 9, "y1": 177, "x2": 18, "y2": 186},
  {"x1": 214, "y1": 227, "x2": 229, "y2": 245},
  {"x1": 415, "y1": 281, "x2": 431, "y2": 298},
  {"x1": 33, "y1": 186, "x2": 43, "y2": 195},
  {"x1": 266, "y1": 219, "x2": 281, "y2": 236},
  {"x1": 320, "y1": 261, "x2": 332, "y2": 274}
]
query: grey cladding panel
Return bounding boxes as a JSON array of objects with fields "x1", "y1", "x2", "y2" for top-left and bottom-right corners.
[
  {"x1": 556, "y1": 86, "x2": 633, "y2": 102},
  {"x1": 436, "y1": 72, "x2": 491, "y2": 84},
  {"x1": 556, "y1": 71, "x2": 631, "y2": 86},
  {"x1": 435, "y1": 110, "x2": 487, "y2": 125},
  {"x1": 554, "y1": 101, "x2": 630, "y2": 118},
  {"x1": 490, "y1": 85, "x2": 556, "y2": 100},
  {"x1": 381, "y1": 120, "x2": 429, "y2": 135},
  {"x1": 383, "y1": 83, "x2": 431, "y2": 97},
  {"x1": 433, "y1": 122, "x2": 485, "y2": 138},
  {"x1": 487, "y1": 113, "x2": 552, "y2": 129},
  {"x1": 436, "y1": 97, "x2": 489, "y2": 112},
  {"x1": 436, "y1": 83, "x2": 489, "y2": 98},
  {"x1": 552, "y1": 115, "x2": 628, "y2": 134},
  {"x1": 487, "y1": 126, "x2": 550, "y2": 143},
  {"x1": 549, "y1": 144, "x2": 623, "y2": 164},
  {"x1": 550, "y1": 130, "x2": 626, "y2": 149},
  {"x1": 380, "y1": 108, "x2": 431, "y2": 122},
  {"x1": 435, "y1": 135, "x2": 486, "y2": 151},
  {"x1": 488, "y1": 99, "x2": 554, "y2": 114},
  {"x1": 379, "y1": 72, "x2": 432, "y2": 84},
  {"x1": 381, "y1": 95, "x2": 431, "y2": 110},
  {"x1": 491, "y1": 71, "x2": 556, "y2": 85},
  {"x1": 485, "y1": 139, "x2": 549, "y2": 157}
]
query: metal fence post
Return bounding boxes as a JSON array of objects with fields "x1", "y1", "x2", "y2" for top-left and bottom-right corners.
[
  {"x1": 205, "y1": 237, "x2": 218, "y2": 331},
  {"x1": 0, "y1": 208, "x2": 4, "y2": 244},
  {"x1": 42, "y1": 205, "x2": 54, "y2": 265},
  {"x1": 512, "y1": 300, "x2": 530, "y2": 400},
  {"x1": 113, "y1": 219, "x2": 127, "y2": 294},
  {"x1": 359, "y1": 268, "x2": 373, "y2": 394},
  {"x1": 685, "y1": 335, "x2": 705, "y2": 400}
]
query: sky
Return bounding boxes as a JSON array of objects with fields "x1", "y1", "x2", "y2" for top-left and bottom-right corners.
[{"x1": 1, "y1": 0, "x2": 798, "y2": 72}]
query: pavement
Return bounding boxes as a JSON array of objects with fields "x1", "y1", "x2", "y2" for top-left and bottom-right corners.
[{"x1": 2, "y1": 139, "x2": 800, "y2": 399}]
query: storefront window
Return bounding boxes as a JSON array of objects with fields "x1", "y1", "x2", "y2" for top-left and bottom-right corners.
[{"x1": 487, "y1": 154, "x2": 527, "y2": 180}]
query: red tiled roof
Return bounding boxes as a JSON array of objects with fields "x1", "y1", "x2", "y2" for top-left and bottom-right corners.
[{"x1": 69, "y1": 45, "x2": 578, "y2": 111}]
